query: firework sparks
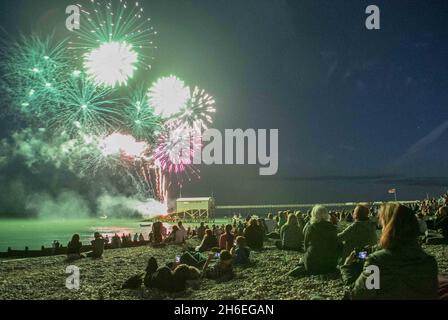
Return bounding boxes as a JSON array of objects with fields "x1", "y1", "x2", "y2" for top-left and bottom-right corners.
[
  {"x1": 154, "y1": 121, "x2": 202, "y2": 175},
  {"x1": 69, "y1": 0, "x2": 157, "y2": 70},
  {"x1": 180, "y1": 86, "x2": 216, "y2": 129},
  {"x1": 123, "y1": 88, "x2": 162, "y2": 141},
  {"x1": 50, "y1": 75, "x2": 122, "y2": 135},
  {"x1": 0, "y1": 34, "x2": 68, "y2": 121},
  {"x1": 148, "y1": 75, "x2": 191, "y2": 118}
]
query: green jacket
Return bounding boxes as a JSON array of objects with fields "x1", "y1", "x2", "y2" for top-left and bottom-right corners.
[
  {"x1": 303, "y1": 221, "x2": 341, "y2": 274},
  {"x1": 280, "y1": 223, "x2": 304, "y2": 250},
  {"x1": 338, "y1": 220, "x2": 378, "y2": 260},
  {"x1": 341, "y1": 245, "x2": 439, "y2": 300}
]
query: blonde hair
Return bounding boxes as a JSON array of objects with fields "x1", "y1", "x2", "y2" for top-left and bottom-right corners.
[{"x1": 310, "y1": 205, "x2": 330, "y2": 224}]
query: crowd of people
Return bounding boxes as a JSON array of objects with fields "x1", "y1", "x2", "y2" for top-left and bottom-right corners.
[{"x1": 64, "y1": 193, "x2": 448, "y2": 300}]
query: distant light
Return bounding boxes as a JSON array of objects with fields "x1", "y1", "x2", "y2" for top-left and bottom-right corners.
[{"x1": 72, "y1": 70, "x2": 82, "y2": 77}]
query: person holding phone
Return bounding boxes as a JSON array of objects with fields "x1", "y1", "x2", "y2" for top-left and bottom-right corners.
[
  {"x1": 231, "y1": 236, "x2": 251, "y2": 265},
  {"x1": 337, "y1": 205, "x2": 377, "y2": 263},
  {"x1": 202, "y1": 250, "x2": 234, "y2": 281},
  {"x1": 341, "y1": 203, "x2": 439, "y2": 300},
  {"x1": 219, "y1": 224, "x2": 235, "y2": 251}
]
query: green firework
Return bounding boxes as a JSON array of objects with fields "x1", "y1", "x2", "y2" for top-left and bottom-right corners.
[
  {"x1": 123, "y1": 87, "x2": 162, "y2": 142},
  {"x1": 50, "y1": 75, "x2": 123, "y2": 136}
]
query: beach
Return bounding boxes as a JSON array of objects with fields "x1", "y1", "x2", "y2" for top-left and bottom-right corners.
[{"x1": 1, "y1": 237, "x2": 447, "y2": 300}]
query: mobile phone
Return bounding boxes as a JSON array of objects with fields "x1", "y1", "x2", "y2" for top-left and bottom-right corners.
[
  {"x1": 175, "y1": 256, "x2": 181, "y2": 263},
  {"x1": 357, "y1": 250, "x2": 368, "y2": 260}
]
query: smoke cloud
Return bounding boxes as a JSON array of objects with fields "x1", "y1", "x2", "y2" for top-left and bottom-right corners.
[{"x1": 0, "y1": 128, "x2": 165, "y2": 219}]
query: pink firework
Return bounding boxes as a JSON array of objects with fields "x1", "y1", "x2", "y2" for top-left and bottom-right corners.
[{"x1": 154, "y1": 121, "x2": 202, "y2": 176}]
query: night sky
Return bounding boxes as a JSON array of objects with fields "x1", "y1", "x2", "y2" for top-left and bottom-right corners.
[{"x1": 1, "y1": 0, "x2": 448, "y2": 206}]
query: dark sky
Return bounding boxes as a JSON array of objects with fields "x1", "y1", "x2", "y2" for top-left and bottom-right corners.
[{"x1": 1, "y1": 0, "x2": 448, "y2": 205}]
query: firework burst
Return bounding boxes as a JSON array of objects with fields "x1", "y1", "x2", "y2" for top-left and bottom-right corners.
[
  {"x1": 179, "y1": 86, "x2": 216, "y2": 129},
  {"x1": 154, "y1": 121, "x2": 202, "y2": 177},
  {"x1": 0, "y1": 34, "x2": 69, "y2": 121},
  {"x1": 69, "y1": 0, "x2": 157, "y2": 70},
  {"x1": 84, "y1": 41, "x2": 138, "y2": 87},
  {"x1": 148, "y1": 75, "x2": 191, "y2": 118},
  {"x1": 49, "y1": 75, "x2": 122, "y2": 135},
  {"x1": 123, "y1": 88, "x2": 162, "y2": 142}
]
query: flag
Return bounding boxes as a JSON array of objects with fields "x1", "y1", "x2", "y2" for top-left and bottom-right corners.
[{"x1": 388, "y1": 188, "x2": 396, "y2": 194}]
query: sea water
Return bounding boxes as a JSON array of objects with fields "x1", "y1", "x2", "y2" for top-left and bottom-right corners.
[{"x1": 0, "y1": 218, "x2": 153, "y2": 252}]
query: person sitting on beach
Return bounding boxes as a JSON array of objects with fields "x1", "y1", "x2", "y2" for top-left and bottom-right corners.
[
  {"x1": 294, "y1": 211, "x2": 306, "y2": 231},
  {"x1": 417, "y1": 213, "x2": 428, "y2": 235},
  {"x1": 144, "y1": 256, "x2": 200, "y2": 292},
  {"x1": 219, "y1": 224, "x2": 235, "y2": 251},
  {"x1": 264, "y1": 213, "x2": 277, "y2": 233},
  {"x1": 237, "y1": 221, "x2": 245, "y2": 236},
  {"x1": 177, "y1": 221, "x2": 187, "y2": 243},
  {"x1": 435, "y1": 207, "x2": 448, "y2": 242},
  {"x1": 165, "y1": 225, "x2": 182, "y2": 244},
  {"x1": 195, "y1": 229, "x2": 218, "y2": 252},
  {"x1": 278, "y1": 211, "x2": 288, "y2": 229},
  {"x1": 121, "y1": 233, "x2": 127, "y2": 246},
  {"x1": 138, "y1": 233, "x2": 145, "y2": 243},
  {"x1": 243, "y1": 218, "x2": 264, "y2": 250},
  {"x1": 337, "y1": 205, "x2": 377, "y2": 262},
  {"x1": 230, "y1": 236, "x2": 250, "y2": 265},
  {"x1": 197, "y1": 222, "x2": 206, "y2": 240},
  {"x1": 52, "y1": 240, "x2": 60, "y2": 254},
  {"x1": 345, "y1": 212, "x2": 354, "y2": 223},
  {"x1": 67, "y1": 234, "x2": 84, "y2": 261},
  {"x1": 289, "y1": 205, "x2": 341, "y2": 276},
  {"x1": 341, "y1": 203, "x2": 439, "y2": 300},
  {"x1": 87, "y1": 232, "x2": 107, "y2": 259},
  {"x1": 105, "y1": 235, "x2": 110, "y2": 244},
  {"x1": 202, "y1": 250, "x2": 234, "y2": 281},
  {"x1": 426, "y1": 206, "x2": 448, "y2": 244},
  {"x1": 330, "y1": 211, "x2": 339, "y2": 225},
  {"x1": 111, "y1": 233, "x2": 121, "y2": 249},
  {"x1": 133, "y1": 233, "x2": 139, "y2": 243},
  {"x1": 275, "y1": 213, "x2": 304, "y2": 251},
  {"x1": 150, "y1": 221, "x2": 163, "y2": 243}
]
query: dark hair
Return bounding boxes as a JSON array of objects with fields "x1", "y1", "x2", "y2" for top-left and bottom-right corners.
[
  {"x1": 71, "y1": 234, "x2": 80, "y2": 243},
  {"x1": 220, "y1": 250, "x2": 233, "y2": 262},
  {"x1": 173, "y1": 264, "x2": 200, "y2": 282},
  {"x1": 379, "y1": 203, "x2": 420, "y2": 250},
  {"x1": 146, "y1": 257, "x2": 158, "y2": 274},
  {"x1": 353, "y1": 205, "x2": 369, "y2": 221},
  {"x1": 235, "y1": 236, "x2": 246, "y2": 247}
]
